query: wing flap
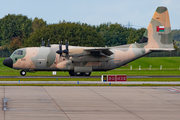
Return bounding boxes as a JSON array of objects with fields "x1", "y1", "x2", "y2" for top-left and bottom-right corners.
[{"x1": 84, "y1": 48, "x2": 113, "y2": 56}]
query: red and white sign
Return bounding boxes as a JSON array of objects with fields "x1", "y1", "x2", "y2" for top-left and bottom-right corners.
[
  {"x1": 102, "y1": 75, "x2": 127, "y2": 82},
  {"x1": 108, "y1": 75, "x2": 116, "y2": 81},
  {"x1": 116, "y1": 75, "x2": 127, "y2": 81}
]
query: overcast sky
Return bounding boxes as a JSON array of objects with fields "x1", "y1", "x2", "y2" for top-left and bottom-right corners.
[{"x1": 0, "y1": 0, "x2": 179, "y2": 29}]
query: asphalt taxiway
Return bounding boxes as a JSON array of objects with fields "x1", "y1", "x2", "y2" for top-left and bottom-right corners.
[
  {"x1": 0, "y1": 81, "x2": 180, "y2": 85},
  {"x1": 1, "y1": 86, "x2": 180, "y2": 120},
  {"x1": 1, "y1": 75, "x2": 180, "y2": 85}
]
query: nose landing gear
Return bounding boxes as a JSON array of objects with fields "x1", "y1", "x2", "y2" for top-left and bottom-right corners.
[{"x1": 20, "y1": 70, "x2": 26, "y2": 76}]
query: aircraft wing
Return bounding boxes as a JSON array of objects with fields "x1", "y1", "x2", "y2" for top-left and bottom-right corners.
[
  {"x1": 84, "y1": 48, "x2": 113, "y2": 56},
  {"x1": 69, "y1": 47, "x2": 113, "y2": 62}
]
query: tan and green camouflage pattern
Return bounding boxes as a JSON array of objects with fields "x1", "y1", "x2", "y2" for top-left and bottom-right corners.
[{"x1": 9, "y1": 6, "x2": 174, "y2": 73}]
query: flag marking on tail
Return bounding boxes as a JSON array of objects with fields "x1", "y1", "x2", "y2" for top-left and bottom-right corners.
[{"x1": 156, "y1": 26, "x2": 165, "y2": 32}]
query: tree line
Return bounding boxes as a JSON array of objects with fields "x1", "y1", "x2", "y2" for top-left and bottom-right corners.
[{"x1": 1, "y1": 14, "x2": 178, "y2": 52}]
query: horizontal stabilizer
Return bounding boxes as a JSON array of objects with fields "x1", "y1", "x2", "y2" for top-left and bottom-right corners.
[{"x1": 149, "y1": 48, "x2": 175, "y2": 52}]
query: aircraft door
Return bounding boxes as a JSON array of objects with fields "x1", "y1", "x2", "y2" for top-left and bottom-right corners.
[
  {"x1": 46, "y1": 58, "x2": 50, "y2": 67},
  {"x1": 36, "y1": 59, "x2": 45, "y2": 69}
]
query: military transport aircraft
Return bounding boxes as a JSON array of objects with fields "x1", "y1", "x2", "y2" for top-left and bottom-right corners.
[{"x1": 3, "y1": 6, "x2": 174, "y2": 76}]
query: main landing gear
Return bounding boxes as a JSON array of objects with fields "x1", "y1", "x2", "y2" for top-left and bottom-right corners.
[
  {"x1": 20, "y1": 70, "x2": 26, "y2": 76},
  {"x1": 69, "y1": 71, "x2": 91, "y2": 76}
]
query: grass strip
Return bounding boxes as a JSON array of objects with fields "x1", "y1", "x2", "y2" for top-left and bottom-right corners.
[
  {"x1": 128, "y1": 78, "x2": 180, "y2": 81},
  {"x1": 0, "y1": 78, "x2": 100, "y2": 81},
  {"x1": 1, "y1": 70, "x2": 180, "y2": 76},
  {"x1": 0, "y1": 78, "x2": 180, "y2": 81}
]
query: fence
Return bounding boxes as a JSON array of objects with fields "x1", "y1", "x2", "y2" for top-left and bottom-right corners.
[
  {"x1": 0, "y1": 51, "x2": 12, "y2": 57},
  {"x1": 0, "y1": 50, "x2": 180, "y2": 58},
  {"x1": 145, "y1": 50, "x2": 180, "y2": 57}
]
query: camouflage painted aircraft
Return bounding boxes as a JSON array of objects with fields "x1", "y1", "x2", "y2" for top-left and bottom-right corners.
[{"x1": 3, "y1": 6, "x2": 174, "y2": 76}]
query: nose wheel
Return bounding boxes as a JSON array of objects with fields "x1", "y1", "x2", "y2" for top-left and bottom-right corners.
[{"x1": 20, "y1": 70, "x2": 26, "y2": 76}]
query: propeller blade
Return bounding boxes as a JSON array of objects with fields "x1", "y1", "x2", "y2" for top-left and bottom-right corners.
[
  {"x1": 56, "y1": 41, "x2": 62, "y2": 56},
  {"x1": 60, "y1": 41, "x2": 62, "y2": 51},
  {"x1": 41, "y1": 38, "x2": 44, "y2": 46},
  {"x1": 59, "y1": 41, "x2": 62, "y2": 56},
  {"x1": 47, "y1": 39, "x2": 51, "y2": 47},
  {"x1": 63, "y1": 40, "x2": 69, "y2": 55},
  {"x1": 66, "y1": 40, "x2": 68, "y2": 52}
]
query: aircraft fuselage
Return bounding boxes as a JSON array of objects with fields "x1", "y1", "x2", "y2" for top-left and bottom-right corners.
[{"x1": 4, "y1": 44, "x2": 150, "y2": 73}]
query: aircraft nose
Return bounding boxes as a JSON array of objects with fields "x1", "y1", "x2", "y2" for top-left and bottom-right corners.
[{"x1": 3, "y1": 57, "x2": 13, "y2": 68}]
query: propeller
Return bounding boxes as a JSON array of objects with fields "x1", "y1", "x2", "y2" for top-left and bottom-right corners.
[
  {"x1": 63, "y1": 40, "x2": 69, "y2": 55},
  {"x1": 56, "y1": 40, "x2": 69, "y2": 57},
  {"x1": 56, "y1": 41, "x2": 62, "y2": 56}
]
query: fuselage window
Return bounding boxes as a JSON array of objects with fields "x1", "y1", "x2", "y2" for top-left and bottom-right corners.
[{"x1": 13, "y1": 50, "x2": 23, "y2": 56}]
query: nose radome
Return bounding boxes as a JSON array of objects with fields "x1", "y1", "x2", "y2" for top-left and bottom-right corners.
[{"x1": 3, "y1": 57, "x2": 13, "y2": 68}]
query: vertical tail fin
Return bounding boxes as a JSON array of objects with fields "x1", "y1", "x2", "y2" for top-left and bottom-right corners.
[{"x1": 142, "y1": 6, "x2": 174, "y2": 51}]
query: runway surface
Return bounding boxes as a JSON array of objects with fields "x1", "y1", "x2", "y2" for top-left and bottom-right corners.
[
  {"x1": 1, "y1": 75, "x2": 180, "y2": 78},
  {"x1": 0, "y1": 81, "x2": 180, "y2": 85},
  {"x1": 1, "y1": 86, "x2": 180, "y2": 120},
  {"x1": 1, "y1": 75, "x2": 180, "y2": 84}
]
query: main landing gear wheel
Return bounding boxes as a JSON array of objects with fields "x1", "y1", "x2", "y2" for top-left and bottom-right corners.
[
  {"x1": 69, "y1": 71, "x2": 91, "y2": 76},
  {"x1": 69, "y1": 71, "x2": 75, "y2": 76},
  {"x1": 20, "y1": 70, "x2": 26, "y2": 76},
  {"x1": 84, "y1": 72, "x2": 91, "y2": 76},
  {"x1": 75, "y1": 72, "x2": 84, "y2": 76}
]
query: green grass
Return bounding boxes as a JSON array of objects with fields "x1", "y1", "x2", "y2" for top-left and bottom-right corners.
[
  {"x1": 121, "y1": 57, "x2": 180, "y2": 69},
  {"x1": 0, "y1": 78, "x2": 100, "y2": 81},
  {"x1": 1, "y1": 69, "x2": 180, "y2": 76},
  {"x1": 92, "y1": 70, "x2": 180, "y2": 76},
  {"x1": 0, "y1": 78, "x2": 180, "y2": 81}
]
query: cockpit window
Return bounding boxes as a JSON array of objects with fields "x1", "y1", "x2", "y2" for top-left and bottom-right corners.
[{"x1": 13, "y1": 50, "x2": 23, "y2": 56}]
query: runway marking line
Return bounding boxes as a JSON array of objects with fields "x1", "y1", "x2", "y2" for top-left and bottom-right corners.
[{"x1": 168, "y1": 88, "x2": 180, "y2": 92}]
